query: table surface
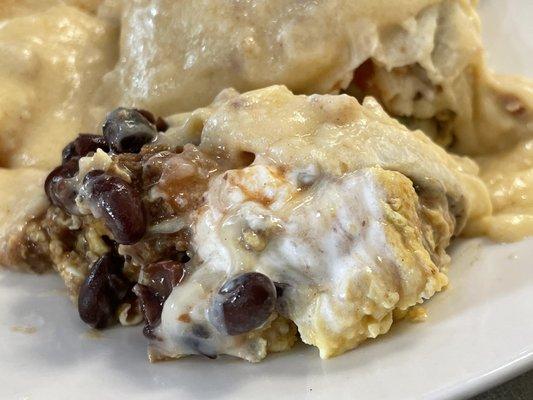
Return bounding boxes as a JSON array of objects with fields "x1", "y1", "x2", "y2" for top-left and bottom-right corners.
[{"x1": 471, "y1": 370, "x2": 533, "y2": 400}]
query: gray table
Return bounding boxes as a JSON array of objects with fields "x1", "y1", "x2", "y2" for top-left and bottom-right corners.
[{"x1": 470, "y1": 369, "x2": 533, "y2": 400}]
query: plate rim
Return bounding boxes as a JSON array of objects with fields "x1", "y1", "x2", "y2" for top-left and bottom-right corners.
[{"x1": 429, "y1": 351, "x2": 533, "y2": 399}]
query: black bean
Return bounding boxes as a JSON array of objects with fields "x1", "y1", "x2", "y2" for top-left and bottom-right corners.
[
  {"x1": 136, "y1": 109, "x2": 156, "y2": 124},
  {"x1": 134, "y1": 261, "x2": 185, "y2": 339},
  {"x1": 133, "y1": 284, "x2": 163, "y2": 339},
  {"x1": 77, "y1": 253, "x2": 129, "y2": 329},
  {"x1": 62, "y1": 134, "x2": 109, "y2": 164},
  {"x1": 82, "y1": 169, "x2": 105, "y2": 185},
  {"x1": 155, "y1": 117, "x2": 169, "y2": 132},
  {"x1": 143, "y1": 260, "x2": 184, "y2": 300},
  {"x1": 44, "y1": 159, "x2": 80, "y2": 214},
  {"x1": 84, "y1": 173, "x2": 146, "y2": 245},
  {"x1": 108, "y1": 273, "x2": 132, "y2": 301},
  {"x1": 102, "y1": 108, "x2": 157, "y2": 153},
  {"x1": 136, "y1": 109, "x2": 168, "y2": 132},
  {"x1": 132, "y1": 284, "x2": 162, "y2": 326},
  {"x1": 175, "y1": 251, "x2": 190, "y2": 264},
  {"x1": 210, "y1": 272, "x2": 276, "y2": 336}
]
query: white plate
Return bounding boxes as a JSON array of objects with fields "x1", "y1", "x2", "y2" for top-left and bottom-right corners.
[{"x1": 1, "y1": 2, "x2": 532, "y2": 399}]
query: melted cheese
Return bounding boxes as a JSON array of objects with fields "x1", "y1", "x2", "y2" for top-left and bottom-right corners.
[
  {"x1": 0, "y1": 5, "x2": 117, "y2": 169},
  {"x1": 158, "y1": 85, "x2": 491, "y2": 229}
]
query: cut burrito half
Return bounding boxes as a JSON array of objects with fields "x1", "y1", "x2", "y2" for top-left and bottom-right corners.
[
  {"x1": 5, "y1": 86, "x2": 491, "y2": 361},
  {"x1": 96, "y1": 0, "x2": 532, "y2": 154}
]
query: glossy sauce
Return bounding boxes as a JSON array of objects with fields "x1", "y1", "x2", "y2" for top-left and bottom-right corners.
[
  {"x1": 465, "y1": 140, "x2": 533, "y2": 241},
  {"x1": 0, "y1": 0, "x2": 532, "y2": 267}
]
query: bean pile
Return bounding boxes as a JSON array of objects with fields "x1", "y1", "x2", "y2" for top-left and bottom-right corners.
[{"x1": 44, "y1": 108, "x2": 284, "y2": 346}]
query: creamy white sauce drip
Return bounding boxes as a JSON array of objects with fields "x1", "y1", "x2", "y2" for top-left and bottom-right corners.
[
  {"x1": 465, "y1": 139, "x2": 533, "y2": 241},
  {"x1": 155, "y1": 164, "x2": 451, "y2": 360}
]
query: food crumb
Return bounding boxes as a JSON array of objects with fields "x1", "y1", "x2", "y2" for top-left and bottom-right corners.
[
  {"x1": 82, "y1": 329, "x2": 104, "y2": 339},
  {"x1": 178, "y1": 313, "x2": 191, "y2": 323},
  {"x1": 11, "y1": 325, "x2": 37, "y2": 334},
  {"x1": 406, "y1": 306, "x2": 428, "y2": 322}
]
